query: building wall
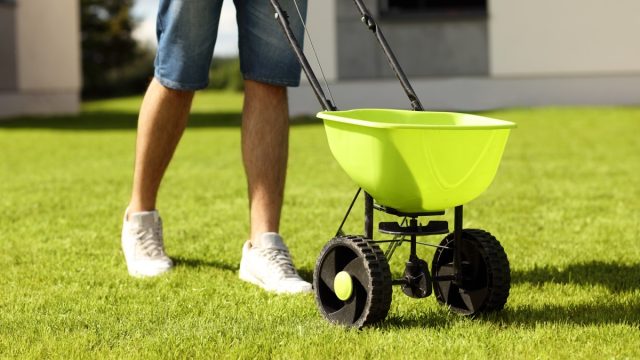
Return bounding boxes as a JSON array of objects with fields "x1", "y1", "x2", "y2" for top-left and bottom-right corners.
[
  {"x1": 0, "y1": 0, "x2": 81, "y2": 118},
  {"x1": 304, "y1": 0, "x2": 337, "y2": 82},
  {"x1": 16, "y1": 0, "x2": 81, "y2": 91},
  {"x1": 336, "y1": 0, "x2": 488, "y2": 80},
  {"x1": 327, "y1": 0, "x2": 640, "y2": 79},
  {"x1": 490, "y1": 0, "x2": 640, "y2": 76},
  {"x1": 0, "y1": 3, "x2": 17, "y2": 91},
  {"x1": 290, "y1": 74, "x2": 640, "y2": 115},
  {"x1": 291, "y1": 0, "x2": 640, "y2": 114}
]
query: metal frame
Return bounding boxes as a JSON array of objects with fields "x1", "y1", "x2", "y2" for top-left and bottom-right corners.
[
  {"x1": 269, "y1": 0, "x2": 465, "y2": 286},
  {"x1": 269, "y1": 0, "x2": 336, "y2": 111},
  {"x1": 351, "y1": 0, "x2": 424, "y2": 111}
]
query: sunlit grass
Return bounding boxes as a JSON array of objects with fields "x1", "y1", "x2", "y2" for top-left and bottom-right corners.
[{"x1": 1, "y1": 92, "x2": 639, "y2": 358}]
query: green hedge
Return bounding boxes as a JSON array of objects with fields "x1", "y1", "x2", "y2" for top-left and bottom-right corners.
[
  {"x1": 208, "y1": 57, "x2": 244, "y2": 92},
  {"x1": 82, "y1": 55, "x2": 243, "y2": 99}
]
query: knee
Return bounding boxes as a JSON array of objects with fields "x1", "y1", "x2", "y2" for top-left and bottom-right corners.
[
  {"x1": 244, "y1": 79, "x2": 287, "y2": 100},
  {"x1": 152, "y1": 78, "x2": 195, "y2": 102}
]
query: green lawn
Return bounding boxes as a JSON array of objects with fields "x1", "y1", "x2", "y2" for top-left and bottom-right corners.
[{"x1": 1, "y1": 91, "x2": 639, "y2": 359}]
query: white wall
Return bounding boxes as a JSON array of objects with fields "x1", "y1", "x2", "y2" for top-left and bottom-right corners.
[
  {"x1": 302, "y1": 0, "x2": 337, "y2": 82},
  {"x1": 16, "y1": 0, "x2": 81, "y2": 91},
  {"x1": 490, "y1": 0, "x2": 640, "y2": 76}
]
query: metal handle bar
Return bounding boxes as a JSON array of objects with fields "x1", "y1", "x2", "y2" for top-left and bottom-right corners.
[
  {"x1": 270, "y1": 0, "x2": 336, "y2": 111},
  {"x1": 269, "y1": 0, "x2": 424, "y2": 111},
  {"x1": 351, "y1": 0, "x2": 424, "y2": 111}
]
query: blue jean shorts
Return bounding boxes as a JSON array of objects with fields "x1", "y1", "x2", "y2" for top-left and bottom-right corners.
[{"x1": 154, "y1": 0, "x2": 307, "y2": 90}]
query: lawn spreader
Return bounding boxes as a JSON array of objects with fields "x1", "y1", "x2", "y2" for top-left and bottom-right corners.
[{"x1": 269, "y1": 0, "x2": 516, "y2": 328}]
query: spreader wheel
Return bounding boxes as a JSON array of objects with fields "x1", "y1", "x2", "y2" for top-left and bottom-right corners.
[
  {"x1": 431, "y1": 229, "x2": 510, "y2": 315},
  {"x1": 313, "y1": 236, "x2": 392, "y2": 328}
]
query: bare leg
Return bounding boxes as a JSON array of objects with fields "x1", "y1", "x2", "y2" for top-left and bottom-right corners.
[
  {"x1": 241, "y1": 80, "x2": 289, "y2": 244},
  {"x1": 129, "y1": 78, "x2": 194, "y2": 213}
]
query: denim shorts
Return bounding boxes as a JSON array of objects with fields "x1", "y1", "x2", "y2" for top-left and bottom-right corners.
[{"x1": 154, "y1": 0, "x2": 307, "y2": 90}]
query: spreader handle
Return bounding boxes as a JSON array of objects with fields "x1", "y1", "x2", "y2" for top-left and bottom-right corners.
[
  {"x1": 269, "y1": 0, "x2": 337, "y2": 111},
  {"x1": 352, "y1": 0, "x2": 424, "y2": 111}
]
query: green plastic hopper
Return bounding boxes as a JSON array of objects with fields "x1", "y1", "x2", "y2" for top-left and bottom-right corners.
[{"x1": 317, "y1": 109, "x2": 516, "y2": 212}]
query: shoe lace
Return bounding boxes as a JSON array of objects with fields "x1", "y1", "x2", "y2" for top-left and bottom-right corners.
[
  {"x1": 134, "y1": 220, "x2": 165, "y2": 259},
  {"x1": 258, "y1": 248, "x2": 298, "y2": 278}
]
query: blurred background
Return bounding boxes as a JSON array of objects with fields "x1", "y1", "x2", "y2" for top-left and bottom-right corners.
[
  {"x1": 0, "y1": 0, "x2": 243, "y2": 118},
  {"x1": 1, "y1": 0, "x2": 639, "y2": 118},
  {"x1": 1, "y1": 2, "x2": 639, "y2": 357}
]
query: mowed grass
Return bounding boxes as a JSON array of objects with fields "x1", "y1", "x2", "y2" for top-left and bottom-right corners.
[{"x1": 1, "y1": 90, "x2": 639, "y2": 359}]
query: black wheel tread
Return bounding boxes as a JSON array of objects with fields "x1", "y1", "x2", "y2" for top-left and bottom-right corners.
[
  {"x1": 465, "y1": 229, "x2": 511, "y2": 312},
  {"x1": 313, "y1": 235, "x2": 393, "y2": 327},
  {"x1": 432, "y1": 228, "x2": 510, "y2": 315}
]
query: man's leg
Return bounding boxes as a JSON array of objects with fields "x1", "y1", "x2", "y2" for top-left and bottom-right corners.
[
  {"x1": 238, "y1": 79, "x2": 311, "y2": 293},
  {"x1": 122, "y1": 0, "x2": 221, "y2": 277},
  {"x1": 121, "y1": 79, "x2": 193, "y2": 278},
  {"x1": 241, "y1": 80, "x2": 289, "y2": 244},
  {"x1": 129, "y1": 79, "x2": 194, "y2": 212}
]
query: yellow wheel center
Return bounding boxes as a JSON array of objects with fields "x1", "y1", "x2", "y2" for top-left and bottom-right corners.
[{"x1": 334, "y1": 271, "x2": 353, "y2": 301}]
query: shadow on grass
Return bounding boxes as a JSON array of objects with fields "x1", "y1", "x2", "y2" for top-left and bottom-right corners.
[
  {"x1": 381, "y1": 310, "x2": 458, "y2": 330},
  {"x1": 173, "y1": 256, "x2": 237, "y2": 272},
  {"x1": 297, "y1": 268, "x2": 314, "y2": 283},
  {"x1": 379, "y1": 261, "x2": 640, "y2": 329},
  {"x1": 492, "y1": 301, "x2": 640, "y2": 326},
  {"x1": 511, "y1": 260, "x2": 640, "y2": 293},
  {"x1": 0, "y1": 111, "x2": 320, "y2": 130},
  {"x1": 172, "y1": 257, "x2": 316, "y2": 283},
  {"x1": 381, "y1": 300, "x2": 640, "y2": 330}
]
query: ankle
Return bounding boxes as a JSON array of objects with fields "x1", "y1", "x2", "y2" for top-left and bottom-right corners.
[
  {"x1": 126, "y1": 204, "x2": 156, "y2": 220},
  {"x1": 128, "y1": 201, "x2": 156, "y2": 214},
  {"x1": 250, "y1": 231, "x2": 280, "y2": 247}
]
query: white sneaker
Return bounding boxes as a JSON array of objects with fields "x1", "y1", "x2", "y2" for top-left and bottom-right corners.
[
  {"x1": 121, "y1": 209, "x2": 173, "y2": 277},
  {"x1": 239, "y1": 233, "x2": 312, "y2": 294}
]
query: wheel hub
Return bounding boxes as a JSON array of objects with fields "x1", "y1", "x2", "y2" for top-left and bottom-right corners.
[
  {"x1": 314, "y1": 237, "x2": 392, "y2": 327},
  {"x1": 334, "y1": 271, "x2": 353, "y2": 301}
]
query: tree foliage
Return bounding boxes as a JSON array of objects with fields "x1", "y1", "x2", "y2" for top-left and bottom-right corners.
[
  {"x1": 80, "y1": 0, "x2": 153, "y2": 98},
  {"x1": 80, "y1": 0, "x2": 243, "y2": 97}
]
